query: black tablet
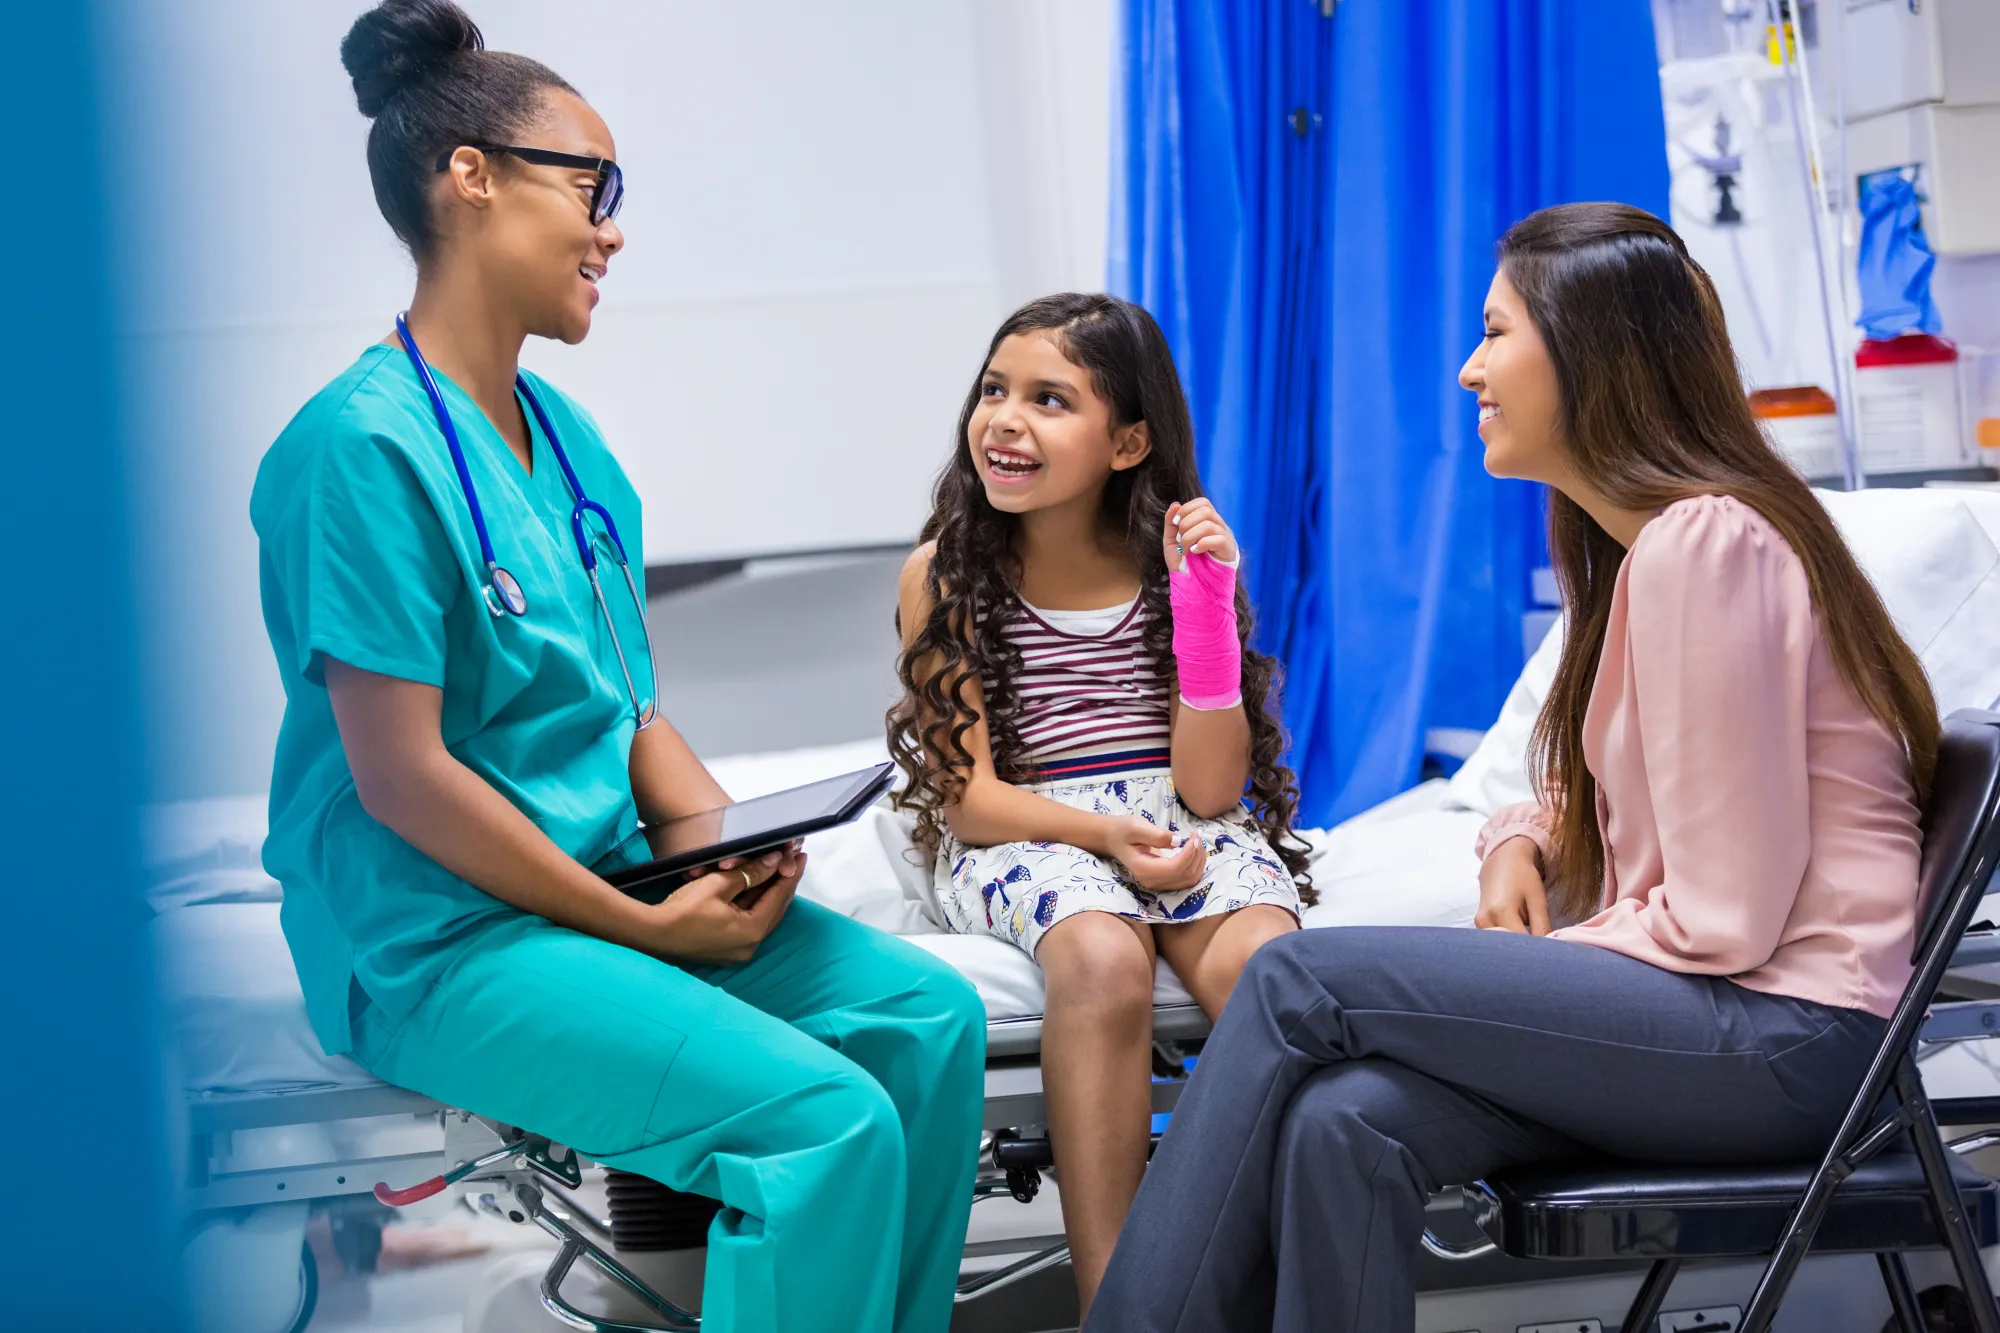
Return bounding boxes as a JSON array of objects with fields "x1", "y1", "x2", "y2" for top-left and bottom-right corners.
[{"x1": 600, "y1": 763, "x2": 895, "y2": 904}]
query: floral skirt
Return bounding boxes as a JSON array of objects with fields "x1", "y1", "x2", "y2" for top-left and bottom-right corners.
[{"x1": 934, "y1": 770, "x2": 1300, "y2": 958}]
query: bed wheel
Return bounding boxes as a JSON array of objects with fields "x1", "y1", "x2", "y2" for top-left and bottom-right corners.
[
  {"x1": 285, "y1": 1239, "x2": 318, "y2": 1333},
  {"x1": 990, "y1": 1132, "x2": 1051, "y2": 1203}
]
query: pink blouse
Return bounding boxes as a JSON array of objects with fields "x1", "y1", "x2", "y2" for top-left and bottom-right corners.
[{"x1": 1476, "y1": 495, "x2": 1922, "y2": 1019}]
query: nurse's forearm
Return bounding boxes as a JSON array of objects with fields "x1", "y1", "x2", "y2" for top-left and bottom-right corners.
[
  {"x1": 363, "y1": 748, "x2": 659, "y2": 948},
  {"x1": 628, "y1": 718, "x2": 730, "y2": 824},
  {"x1": 326, "y1": 660, "x2": 655, "y2": 951}
]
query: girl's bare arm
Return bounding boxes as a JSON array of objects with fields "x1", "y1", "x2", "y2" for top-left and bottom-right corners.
[{"x1": 899, "y1": 547, "x2": 1125, "y2": 854}]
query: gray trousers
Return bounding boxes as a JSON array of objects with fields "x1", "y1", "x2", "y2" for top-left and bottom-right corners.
[{"x1": 1084, "y1": 926, "x2": 1887, "y2": 1333}]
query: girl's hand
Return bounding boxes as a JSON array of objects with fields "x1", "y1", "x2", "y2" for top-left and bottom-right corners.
[
  {"x1": 1101, "y1": 815, "x2": 1208, "y2": 893},
  {"x1": 1475, "y1": 836, "x2": 1551, "y2": 935},
  {"x1": 635, "y1": 848, "x2": 805, "y2": 964},
  {"x1": 1164, "y1": 499, "x2": 1240, "y2": 573}
]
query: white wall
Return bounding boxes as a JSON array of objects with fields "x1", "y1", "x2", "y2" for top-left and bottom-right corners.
[{"x1": 112, "y1": 0, "x2": 1112, "y2": 800}]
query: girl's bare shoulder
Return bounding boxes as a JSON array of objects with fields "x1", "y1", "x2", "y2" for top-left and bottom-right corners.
[{"x1": 899, "y1": 541, "x2": 939, "y2": 599}]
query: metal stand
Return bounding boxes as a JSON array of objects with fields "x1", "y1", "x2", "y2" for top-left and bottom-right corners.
[
  {"x1": 523, "y1": 1183, "x2": 701, "y2": 1333},
  {"x1": 374, "y1": 1118, "x2": 702, "y2": 1332},
  {"x1": 1764, "y1": 0, "x2": 1865, "y2": 491}
]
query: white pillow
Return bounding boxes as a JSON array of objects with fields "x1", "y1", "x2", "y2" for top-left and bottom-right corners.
[
  {"x1": 1817, "y1": 488, "x2": 2000, "y2": 718},
  {"x1": 1444, "y1": 615, "x2": 1562, "y2": 818},
  {"x1": 797, "y1": 802, "x2": 941, "y2": 936},
  {"x1": 1301, "y1": 780, "x2": 1486, "y2": 928}
]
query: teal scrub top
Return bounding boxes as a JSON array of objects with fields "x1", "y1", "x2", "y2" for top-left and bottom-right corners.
[{"x1": 251, "y1": 344, "x2": 650, "y2": 1056}]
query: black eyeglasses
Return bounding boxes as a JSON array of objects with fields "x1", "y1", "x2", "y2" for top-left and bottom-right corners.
[{"x1": 434, "y1": 144, "x2": 625, "y2": 225}]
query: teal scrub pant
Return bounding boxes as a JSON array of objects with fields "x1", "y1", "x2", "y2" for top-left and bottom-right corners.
[{"x1": 349, "y1": 898, "x2": 987, "y2": 1333}]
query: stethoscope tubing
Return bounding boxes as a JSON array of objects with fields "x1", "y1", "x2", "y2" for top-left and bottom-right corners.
[
  {"x1": 392, "y1": 311, "x2": 657, "y2": 729},
  {"x1": 396, "y1": 312, "x2": 506, "y2": 578}
]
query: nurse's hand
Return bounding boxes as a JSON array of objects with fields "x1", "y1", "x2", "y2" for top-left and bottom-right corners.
[
  {"x1": 1475, "y1": 836, "x2": 1551, "y2": 935},
  {"x1": 641, "y1": 848, "x2": 805, "y2": 965}
]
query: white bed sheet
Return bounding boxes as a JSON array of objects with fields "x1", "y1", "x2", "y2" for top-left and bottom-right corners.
[
  {"x1": 158, "y1": 748, "x2": 1484, "y2": 1093},
  {"x1": 156, "y1": 903, "x2": 380, "y2": 1095}
]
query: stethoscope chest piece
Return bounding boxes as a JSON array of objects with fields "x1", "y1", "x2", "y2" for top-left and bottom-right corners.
[{"x1": 485, "y1": 565, "x2": 528, "y2": 618}]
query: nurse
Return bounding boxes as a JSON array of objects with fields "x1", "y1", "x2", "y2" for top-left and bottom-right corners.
[{"x1": 249, "y1": 3, "x2": 984, "y2": 1330}]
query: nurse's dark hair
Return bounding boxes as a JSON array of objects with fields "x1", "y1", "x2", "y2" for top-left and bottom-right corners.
[
  {"x1": 1499, "y1": 202, "x2": 1938, "y2": 922},
  {"x1": 340, "y1": 0, "x2": 574, "y2": 256},
  {"x1": 886, "y1": 293, "x2": 1314, "y2": 902}
]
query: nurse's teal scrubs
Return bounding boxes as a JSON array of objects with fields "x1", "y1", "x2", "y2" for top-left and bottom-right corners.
[{"x1": 250, "y1": 344, "x2": 985, "y2": 1333}]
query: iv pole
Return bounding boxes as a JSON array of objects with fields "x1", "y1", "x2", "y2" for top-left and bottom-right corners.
[{"x1": 1765, "y1": 0, "x2": 1866, "y2": 490}]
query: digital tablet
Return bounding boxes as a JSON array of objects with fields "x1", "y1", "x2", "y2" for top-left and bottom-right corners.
[{"x1": 599, "y1": 763, "x2": 896, "y2": 904}]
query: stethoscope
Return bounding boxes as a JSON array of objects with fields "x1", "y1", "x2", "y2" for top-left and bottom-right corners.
[{"x1": 394, "y1": 312, "x2": 657, "y2": 730}]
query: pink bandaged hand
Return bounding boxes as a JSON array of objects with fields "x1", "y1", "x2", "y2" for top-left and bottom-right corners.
[{"x1": 1169, "y1": 551, "x2": 1242, "y2": 710}]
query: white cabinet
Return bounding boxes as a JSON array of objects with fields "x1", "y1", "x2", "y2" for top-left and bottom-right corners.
[{"x1": 1841, "y1": 0, "x2": 2000, "y2": 120}]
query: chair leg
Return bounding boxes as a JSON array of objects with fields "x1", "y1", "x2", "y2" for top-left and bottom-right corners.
[
  {"x1": 1877, "y1": 1252, "x2": 1925, "y2": 1333},
  {"x1": 1740, "y1": 1163, "x2": 1847, "y2": 1333},
  {"x1": 1621, "y1": 1258, "x2": 1680, "y2": 1333},
  {"x1": 1895, "y1": 1058, "x2": 2000, "y2": 1333}
]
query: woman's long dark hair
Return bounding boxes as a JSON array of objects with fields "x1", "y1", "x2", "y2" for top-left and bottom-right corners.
[
  {"x1": 888, "y1": 293, "x2": 1313, "y2": 899},
  {"x1": 1502, "y1": 203, "x2": 1939, "y2": 922}
]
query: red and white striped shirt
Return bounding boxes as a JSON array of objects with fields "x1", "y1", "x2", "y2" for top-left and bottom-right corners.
[{"x1": 981, "y1": 597, "x2": 1173, "y2": 778}]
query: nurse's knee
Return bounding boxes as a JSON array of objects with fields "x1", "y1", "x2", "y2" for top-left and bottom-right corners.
[
  {"x1": 918, "y1": 963, "x2": 986, "y2": 1064},
  {"x1": 816, "y1": 1067, "x2": 908, "y2": 1174},
  {"x1": 875, "y1": 950, "x2": 985, "y2": 1071}
]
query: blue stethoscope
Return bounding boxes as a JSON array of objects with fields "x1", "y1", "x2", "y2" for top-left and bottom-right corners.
[{"x1": 395, "y1": 312, "x2": 657, "y2": 730}]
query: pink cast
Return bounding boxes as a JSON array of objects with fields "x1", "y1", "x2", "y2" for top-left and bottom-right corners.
[{"x1": 1169, "y1": 551, "x2": 1242, "y2": 710}]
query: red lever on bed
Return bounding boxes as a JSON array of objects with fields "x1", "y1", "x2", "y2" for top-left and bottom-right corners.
[{"x1": 373, "y1": 1175, "x2": 448, "y2": 1207}]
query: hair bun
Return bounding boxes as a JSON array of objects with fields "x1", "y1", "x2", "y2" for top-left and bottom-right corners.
[{"x1": 340, "y1": 0, "x2": 484, "y2": 118}]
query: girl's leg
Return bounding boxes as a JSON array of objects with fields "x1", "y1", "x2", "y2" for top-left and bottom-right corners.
[
  {"x1": 1086, "y1": 926, "x2": 1887, "y2": 1333},
  {"x1": 1033, "y1": 909, "x2": 1160, "y2": 1317},
  {"x1": 1154, "y1": 904, "x2": 1298, "y2": 1019}
]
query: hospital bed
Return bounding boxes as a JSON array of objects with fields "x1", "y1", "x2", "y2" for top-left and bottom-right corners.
[{"x1": 161, "y1": 486, "x2": 2000, "y2": 1332}]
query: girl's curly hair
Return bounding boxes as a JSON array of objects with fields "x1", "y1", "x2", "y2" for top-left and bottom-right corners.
[{"x1": 887, "y1": 293, "x2": 1313, "y2": 901}]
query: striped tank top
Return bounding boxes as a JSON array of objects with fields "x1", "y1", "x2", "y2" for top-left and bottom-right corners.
[{"x1": 981, "y1": 595, "x2": 1173, "y2": 781}]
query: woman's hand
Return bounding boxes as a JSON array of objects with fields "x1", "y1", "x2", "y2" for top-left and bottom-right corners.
[
  {"x1": 1475, "y1": 835, "x2": 1551, "y2": 935},
  {"x1": 633, "y1": 845, "x2": 805, "y2": 965},
  {"x1": 1164, "y1": 499, "x2": 1240, "y2": 573},
  {"x1": 1101, "y1": 815, "x2": 1208, "y2": 893}
]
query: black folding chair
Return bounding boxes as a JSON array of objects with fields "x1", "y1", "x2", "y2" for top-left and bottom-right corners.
[{"x1": 1465, "y1": 709, "x2": 2000, "y2": 1333}]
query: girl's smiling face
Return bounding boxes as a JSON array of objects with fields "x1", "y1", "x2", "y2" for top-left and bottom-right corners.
[{"x1": 967, "y1": 331, "x2": 1150, "y2": 514}]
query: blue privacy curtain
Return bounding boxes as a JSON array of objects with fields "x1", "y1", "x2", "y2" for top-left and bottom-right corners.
[{"x1": 1114, "y1": 0, "x2": 1668, "y2": 825}]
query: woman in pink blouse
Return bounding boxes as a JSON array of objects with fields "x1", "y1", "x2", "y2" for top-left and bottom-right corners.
[{"x1": 1087, "y1": 203, "x2": 1941, "y2": 1333}]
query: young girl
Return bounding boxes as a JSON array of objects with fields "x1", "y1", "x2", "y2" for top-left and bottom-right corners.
[{"x1": 888, "y1": 293, "x2": 1312, "y2": 1313}]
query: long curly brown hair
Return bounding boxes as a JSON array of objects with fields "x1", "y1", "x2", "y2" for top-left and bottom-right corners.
[
  {"x1": 887, "y1": 293, "x2": 1313, "y2": 900},
  {"x1": 1502, "y1": 204, "x2": 1939, "y2": 922}
]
